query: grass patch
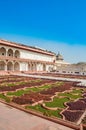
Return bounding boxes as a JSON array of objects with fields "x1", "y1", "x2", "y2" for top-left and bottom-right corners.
[
  {"x1": 45, "y1": 97, "x2": 69, "y2": 108},
  {"x1": 7, "y1": 90, "x2": 26, "y2": 96},
  {"x1": 7, "y1": 82, "x2": 62, "y2": 97},
  {"x1": 0, "y1": 93, "x2": 10, "y2": 102},
  {"x1": 0, "y1": 79, "x2": 42, "y2": 87},
  {"x1": 58, "y1": 89, "x2": 82, "y2": 100},
  {"x1": 6, "y1": 85, "x2": 52, "y2": 96},
  {"x1": 25, "y1": 104, "x2": 62, "y2": 118},
  {"x1": 71, "y1": 89, "x2": 83, "y2": 94}
]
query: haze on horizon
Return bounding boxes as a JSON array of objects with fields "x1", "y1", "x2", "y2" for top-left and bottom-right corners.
[{"x1": 0, "y1": 0, "x2": 86, "y2": 63}]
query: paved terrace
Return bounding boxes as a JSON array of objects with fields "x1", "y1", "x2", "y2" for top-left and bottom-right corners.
[
  {"x1": 16, "y1": 73, "x2": 86, "y2": 86},
  {"x1": 0, "y1": 102, "x2": 74, "y2": 130}
]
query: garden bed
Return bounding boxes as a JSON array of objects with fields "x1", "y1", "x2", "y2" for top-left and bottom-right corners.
[{"x1": 0, "y1": 75, "x2": 86, "y2": 125}]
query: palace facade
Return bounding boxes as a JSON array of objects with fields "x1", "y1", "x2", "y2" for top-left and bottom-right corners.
[
  {"x1": 0, "y1": 39, "x2": 86, "y2": 75},
  {"x1": 0, "y1": 39, "x2": 56, "y2": 72}
]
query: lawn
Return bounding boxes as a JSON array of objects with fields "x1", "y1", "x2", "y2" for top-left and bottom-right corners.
[
  {"x1": 7, "y1": 90, "x2": 26, "y2": 96},
  {"x1": 6, "y1": 82, "x2": 62, "y2": 97},
  {"x1": 26, "y1": 104, "x2": 62, "y2": 118},
  {"x1": 58, "y1": 89, "x2": 83, "y2": 100},
  {"x1": 6, "y1": 85, "x2": 51, "y2": 96},
  {"x1": 0, "y1": 93, "x2": 10, "y2": 102},
  {"x1": 45, "y1": 97, "x2": 69, "y2": 108}
]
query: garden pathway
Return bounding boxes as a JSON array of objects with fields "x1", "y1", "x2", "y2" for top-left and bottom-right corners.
[
  {"x1": 0, "y1": 102, "x2": 74, "y2": 130},
  {"x1": 16, "y1": 73, "x2": 86, "y2": 87}
]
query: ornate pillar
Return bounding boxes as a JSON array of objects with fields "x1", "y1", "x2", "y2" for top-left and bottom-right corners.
[
  {"x1": 12, "y1": 62, "x2": 14, "y2": 71},
  {"x1": 5, "y1": 63, "x2": 7, "y2": 71},
  {"x1": 6, "y1": 48, "x2": 8, "y2": 57}
]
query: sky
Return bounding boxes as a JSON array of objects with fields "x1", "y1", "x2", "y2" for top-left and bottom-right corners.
[{"x1": 0, "y1": 0, "x2": 86, "y2": 63}]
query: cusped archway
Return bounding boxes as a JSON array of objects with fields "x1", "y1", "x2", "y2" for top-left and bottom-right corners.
[
  {"x1": 31, "y1": 63, "x2": 37, "y2": 71},
  {"x1": 43, "y1": 64, "x2": 46, "y2": 71},
  {"x1": 14, "y1": 62, "x2": 20, "y2": 71},
  {"x1": 31, "y1": 63, "x2": 34, "y2": 71},
  {"x1": 28, "y1": 63, "x2": 31, "y2": 71},
  {"x1": 31, "y1": 63, "x2": 35, "y2": 71},
  {"x1": 34, "y1": 63, "x2": 37, "y2": 71},
  {"x1": 7, "y1": 49, "x2": 13, "y2": 57},
  {"x1": 0, "y1": 47, "x2": 6, "y2": 56},
  {"x1": 7, "y1": 62, "x2": 13, "y2": 71},
  {"x1": 14, "y1": 50, "x2": 20, "y2": 58},
  {"x1": 0, "y1": 61, "x2": 5, "y2": 70}
]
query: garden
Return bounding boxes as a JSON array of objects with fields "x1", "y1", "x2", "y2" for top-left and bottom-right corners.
[{"x1": 0, "y1": 75, "x2": 86, "y2": 124}]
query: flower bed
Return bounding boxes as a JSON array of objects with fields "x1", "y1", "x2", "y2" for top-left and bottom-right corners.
[
  {"x1": 62, "y1": 110, "x2": 83, "y2": 122},
  {"x1": 12, "y1": 92, "x2": 51, "y2": 105},
  {"x1": 0, "y1": 79, "x2": 56, "y2": 92},
  {"x1": 67, "y1": 100, "x2": 86, "y2": 110},
  {"x1": 40, "y1": 82, "x2": 72, "y2": 96}
]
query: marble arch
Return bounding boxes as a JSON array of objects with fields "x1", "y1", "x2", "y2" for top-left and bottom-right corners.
[
  {"x1": 7, "y1": 62, "x2": 13, "y2": 71},
  {"x1": 14, "y1": 62, "x2": 20, "y2": 71},
  {"x1": 14, "y1": 50, "x2": 20, "y2": 58},
  {"x1": 0, "y1": 61, "x2": 6, "y2": 70},
  {"x1": 7, "y1": 49, "x2": 13, "y2": 57},
  {"x1": 0, "y1": 47, "x2": 6, "y2": 56}
]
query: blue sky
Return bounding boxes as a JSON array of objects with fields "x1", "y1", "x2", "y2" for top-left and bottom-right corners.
[{"x1": 0, "y1": 0, "x2": 86, "y2": 63}]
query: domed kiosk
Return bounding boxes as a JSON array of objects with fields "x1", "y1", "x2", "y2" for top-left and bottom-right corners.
[
  {"x1": 56, "y1": 52, "x2": 64, "y2": 61},
  {"x1": 55, "y1": 52, "x2": 70, "y2": 67}
]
